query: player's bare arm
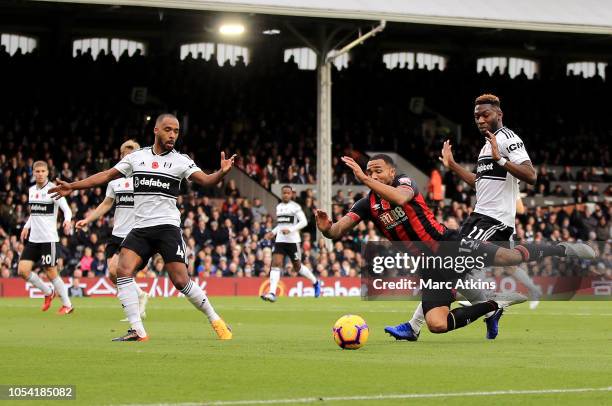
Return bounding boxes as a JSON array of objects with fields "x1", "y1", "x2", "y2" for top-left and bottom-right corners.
[
  {"x1": 341, "y1": 156, "x2": 413, "y2": 206},
  {"x1": 439, "y1": 140, "x2": 476, "y2": 187},
  {"x1": 516, "y1": 197, "x2": 525, "y2": 215},
  {"x1": 315, "y1": 209, "x2": 359, "y2": 240},
  {"x1": 485, "y1": 131, "x2": 537, "y2": 185},
  {"x1": 189, "y1": 151, "x2": 237, "y2": 186},
  {"x1": 20, "y1": 223, "x2": 29, "y2": 242},
  {"x1": 76, "y1": 197, "x2": 114, "y2": 230},
  {"x1": 49, "y1": 168, "x2": 123, "y2": 199}
]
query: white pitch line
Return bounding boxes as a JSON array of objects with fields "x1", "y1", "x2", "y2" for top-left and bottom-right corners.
[
  {"x1": 2, "y1": 303, "x2": 612, "y2": 317},
  {"x1": 116, "y1": 386, "x2": 612, "y2": 406}
]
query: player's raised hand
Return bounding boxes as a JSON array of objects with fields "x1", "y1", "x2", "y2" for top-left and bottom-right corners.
[
  {"x1": 75, "y1": 219, "x2": 89, "y2": 231},
  {"x1": 49, "y1": 178, "x2": 73, "y2": 199},
  {"x1": 20, "y1": 227, "x2": 29, "y2": 242},
  {"x1": 63, "y1": 220, "x2": 73, "y2": 236},
  {"x1": 220, "y1": 151, "x2": 237, "y2": 174},
  {"x1": 341, "y1": 156, "x2": 368, "y2": 183},
  {"x1": 439, "y1": 140, "x2": 455, "y2": 168},
  {"x1": 315, "y1": 209, "x2": 332, "y2": 232},
  {"x1": 485, "y1": 131, "x2": 501, "y2": 161}
]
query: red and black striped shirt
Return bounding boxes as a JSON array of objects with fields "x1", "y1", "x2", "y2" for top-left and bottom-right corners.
[{"x1": 348, "y1": 174, "x2": 447, "y2": 242}]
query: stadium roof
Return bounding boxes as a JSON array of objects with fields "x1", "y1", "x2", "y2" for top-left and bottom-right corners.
[{"x1": 43, "y1": 0, "x2": 612, "y2": 34}]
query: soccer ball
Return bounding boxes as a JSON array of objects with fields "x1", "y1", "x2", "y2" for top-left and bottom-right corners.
[{"x1": 332, "y1": 314, "x2": 369, "y2": 350}]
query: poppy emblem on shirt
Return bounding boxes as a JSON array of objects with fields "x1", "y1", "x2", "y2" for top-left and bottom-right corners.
[
  {"x1": 35, "y1": 194, "x2": 39, "y2": 199},
  {"x1": 125, "y1": 182, "x2": 129, "y2": 188},
  {"x1": 152, "y1": 161, "x2": 159, "y2": 169}
]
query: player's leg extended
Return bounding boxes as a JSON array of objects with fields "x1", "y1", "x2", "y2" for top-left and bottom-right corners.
[
  {"x1": 109, "y1": 253, "x2": 148, "y2": 318},
  {"x1": 425, "y1": 301, "x2": 502, "y2": 334},
  {"x1": 457, "y1": 269, "x2": 507, "y2": 339},
  {"x1": 45, "y1": 266, "x2": 73, "y2": 314},
  {"x1": 420, "y1": 266, "x2": 525, "y2": 334},
  {"x1": 492, "y1": 242, "x2": 595, "y2": 266},
  {"x1": 262, "y1": 253, "x2": 284, "y2": 302},
  {"x1": 166, "y1": 262, "x2": 232, "y2": 340},
  {"x1": 292, "y1": 258, "x2": 320, "y2": 298},
  {"x1": 384, "y1": 302, "x2": 422, "y2": 341},
  {"x1": 107, "y1": 254, "x2": 119, "y2": 285},
  {"x1": 506, "y1": 265, "x2": 542, "y2": 309},
  {"x1": 19, "y1": 259, "x2": 54, "y2": 310},
  {"x1": 113, "y1": 247, "x2": 148, "y2": 341}
]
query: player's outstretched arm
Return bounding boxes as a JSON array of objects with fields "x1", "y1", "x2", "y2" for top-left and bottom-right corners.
[
  {"x1": 316, "y1": 210, "x2": 359, "y2": 240},
  {"x1": 189, "y1": 151, "x2": 237, "y2": 187},
  {"x1": 439, "y1": 140, "x2": 476, "y2": 188},
  {"x1": 75, "y1": 197, "x2": 114, "y2": 230},
  {"x1": 49, "y1": 168, "x2": 123, "y2": 199},
  {"x1": 341, "y1": 156, "x2": 413, "y2": 206}
]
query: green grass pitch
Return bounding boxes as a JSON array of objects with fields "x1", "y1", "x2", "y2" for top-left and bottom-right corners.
[{"x1": 2, "y1": 297, "x2": 611, "y2": 405}]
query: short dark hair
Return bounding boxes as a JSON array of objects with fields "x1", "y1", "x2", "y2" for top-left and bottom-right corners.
[
  {"x1": 475, "y1": 93, "x2": 501, "y2": 107},
  {"x1": 368, "y1": 154, "x2": 395, "y2": 167},
  {"x1": 155, "y1": 113, "x2": 178, "y2": 126},
  {"x1": 281, "y1": 185, "x2": 292, "y2": 191}
]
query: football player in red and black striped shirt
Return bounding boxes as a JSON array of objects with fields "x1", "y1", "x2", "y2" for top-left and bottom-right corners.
[{"x1": 316, "y1": 154, "x2": 596, "y2": 338}]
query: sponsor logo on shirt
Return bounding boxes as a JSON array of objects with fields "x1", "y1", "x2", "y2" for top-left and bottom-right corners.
[
  {"x1": 132, "y1": 174, "x2": 181, "y2": 196},
  {"x1": 115, "y1": 193, "x2": 134, "y2": 207},
  {"x1": 30, "y1": 202, "x2": 54, "y2": 214},
  {"x1": 506, "y1": 142, "x2": 524, "y2": 153},
  {"x1": 476, "y1": 158, "x2": 508, "y2": 180},
  {"x1": 477, "y1": 163, "x2": 494, "y2": 173},
  {"x1": 377, "y1": 206, "x2": 407, "y2": 229},
  {"x1": 277, "y1": 215, "x2": 295, "y2": 224},
  {"x1": 134, "y1": 176, "x2": 171, "y2": 190}
]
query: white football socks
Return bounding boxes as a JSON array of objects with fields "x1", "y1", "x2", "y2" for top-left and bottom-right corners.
[
  {"x1": 181, "y1": 280, "x2": 220, "y2": 323},
  {"x1": 408, "y1": 302, "x2": 425, "y2": 334},
  {"x1": 51, "y1": 276, "x2": 72, "y2": 307},
  {"x1": 134, "y1": 282, "x2": 146, "y2": 298},
  {"x1": 116, "y1": 277, "x2": 147, "y2": 338},
  {"x1": 461, "y1": 268, "x2": 495, "y2": 318},
  {"x1": 299, "y1": 264, "x2": 317, "y2": 284},
  {"x1": 269, "y1": 267, "x2": 281, "y2": 295},
  {"x1": 27, "y1": 272, "x2": 52, "y2": 295},
  {"x1": 513, "y1": 267, "x2": 541, "y2": 297}
]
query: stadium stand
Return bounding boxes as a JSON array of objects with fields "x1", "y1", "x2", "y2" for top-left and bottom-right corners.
[{"x1": 0, "y1": 44, "x2": 609, "y2": 281}]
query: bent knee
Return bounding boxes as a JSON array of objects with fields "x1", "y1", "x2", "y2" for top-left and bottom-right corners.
[
  {"x1": 427, "y1": 320, "x2": 448, "y2": 334},
  {"x1": 18, "y1": 268, "x2": 30, "y2": 279}
]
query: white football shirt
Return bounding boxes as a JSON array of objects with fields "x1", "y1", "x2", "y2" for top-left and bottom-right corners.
[
  {"x1": 25, "y1": 182, "x2": 72, "y2": 243},
  {"x1": 105, "y1": 177, "x2": 134, "y2": 238},
  {"x1": 113, "y1": 146, "x2": 201, "y2": 229},
  {"x1": 474, "y1": 127, "x2": 530, "y2": 227},
  {"x1": 273, "y1": 201, "x2": 307, "y2": 243}
]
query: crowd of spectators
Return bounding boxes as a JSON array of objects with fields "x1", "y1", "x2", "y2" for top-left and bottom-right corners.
[{"x1": 0, "y1": 46, "x2": 610, "y2": 281}]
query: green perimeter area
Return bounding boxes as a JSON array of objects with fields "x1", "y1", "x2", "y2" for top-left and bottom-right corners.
[{"x1": 1, "y1": 297, "x2": 611, "y2": 406}]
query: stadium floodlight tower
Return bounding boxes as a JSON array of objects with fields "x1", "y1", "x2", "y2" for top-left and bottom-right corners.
[{"x1": 315, "y1": 20, "x2": 386, "y2": 246}]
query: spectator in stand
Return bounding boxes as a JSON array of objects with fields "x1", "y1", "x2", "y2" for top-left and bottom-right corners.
[
  {"x1": 78, "y1": 247, "x2": 94, "y2": 277},
  {"x1": 91, "y1": 249, "x2": 108, "y2": 277},
  {"x1": 573, "y1": 183, "x2": 586, "y2": 203},
  {"x1": 225, "y1": 179, "x2": 240, "y2": 197},
  {"x1": 558, "y1": 166, "x2": 574, "y2": 181},
  {"x1": 552, "y1": 184, "x2": 568, "y2": 197},
  {"x1": 245, "y1": 155, "x2": 261, "y2": 180},
  {"x1": 427, "y1": 165, "x2": 443, "y2": 206},
  {"x1": 68, "y1": 275, "x2": 87, "y2": 297}
]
